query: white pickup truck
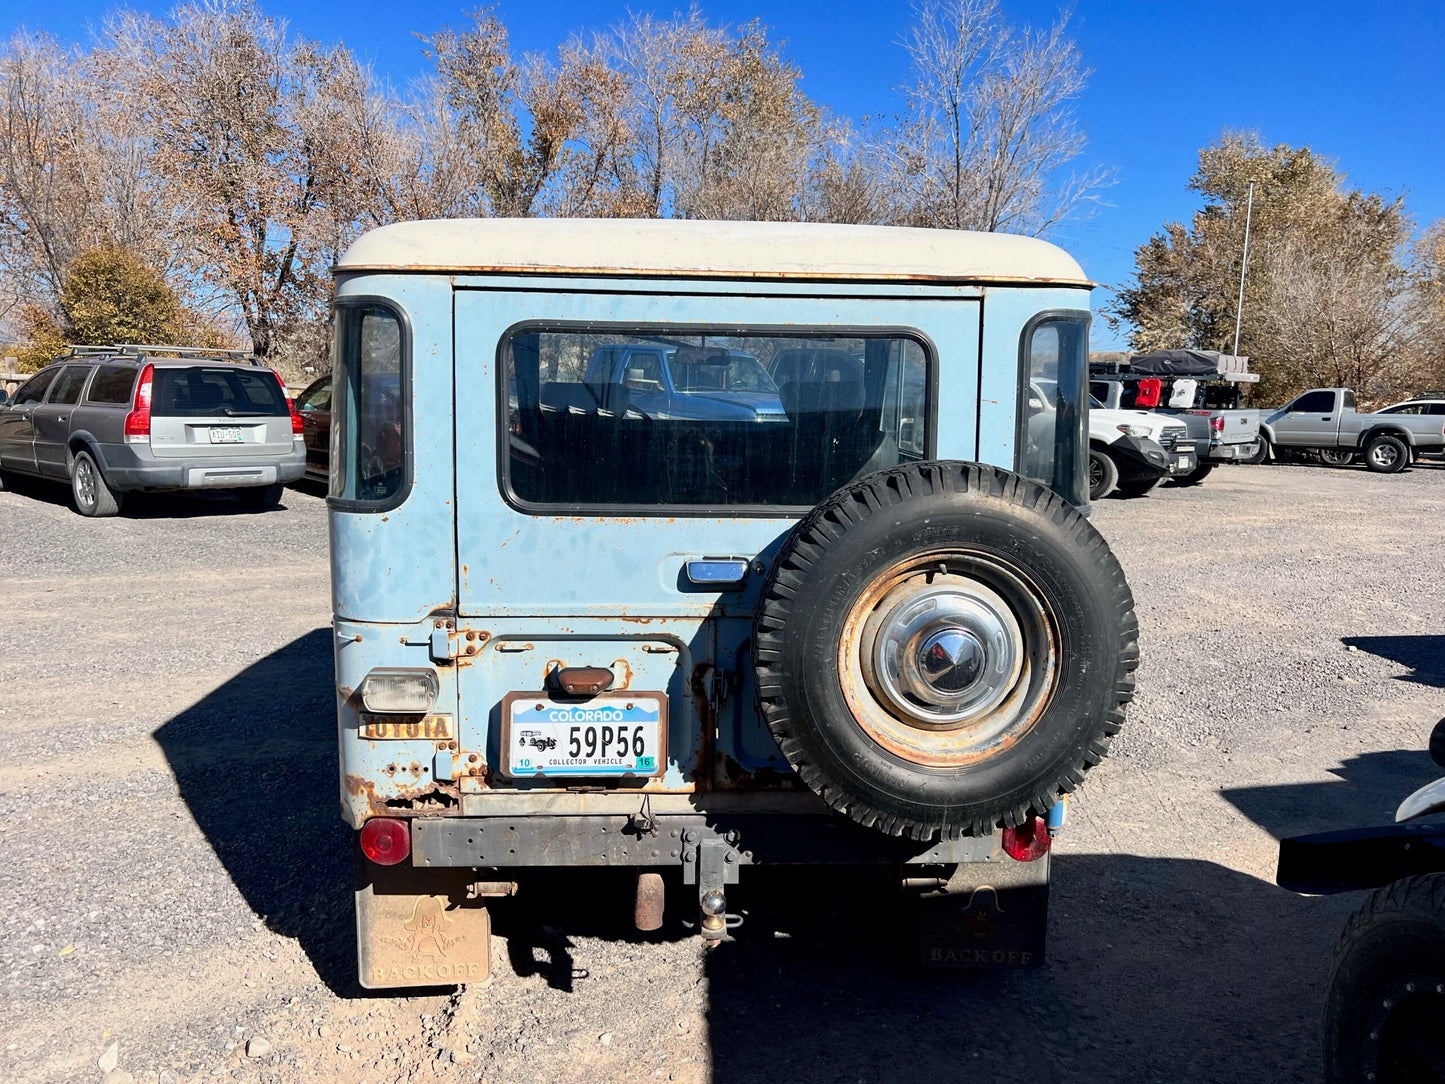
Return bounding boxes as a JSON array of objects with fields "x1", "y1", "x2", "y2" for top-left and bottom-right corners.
[
  {"x1": 1260, "y1": 388, "x2": 1445, "y2": 472},
  {"x1": 1086, "y1": 399, "x2": 1196, "y2": 499}
]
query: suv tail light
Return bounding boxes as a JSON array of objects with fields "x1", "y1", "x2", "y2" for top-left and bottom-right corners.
[
  {"x1": 273, "y1": 370, "x2": 304, "y2": 435},
  {"x1": 360, "y1": 817, "x2": 411, "y2": 866},
  {"x1": 1001, "y1": 816, "x2": 1051, "y2": 861},
  {"x1": 123, "y1": 363, "x2": 154, "y2": 443}
]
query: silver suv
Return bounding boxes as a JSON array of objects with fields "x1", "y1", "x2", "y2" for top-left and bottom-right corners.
[{"x1": 0, "y1": 345, "x2": 306, "y2": 516}]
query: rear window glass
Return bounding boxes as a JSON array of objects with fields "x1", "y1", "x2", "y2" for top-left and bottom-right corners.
[
  {"x1": 86, "y1": 365, "x2": 136, "y2": 404},
  {"x1": 503, "y1": 328, "x2": 930, "y2": 510},
  {"x1": 332, "y1": 305, "x2": 405, "y2": 506},
  {"x1": 151, "y1": 367, "x2": 287, "y2": 417}
]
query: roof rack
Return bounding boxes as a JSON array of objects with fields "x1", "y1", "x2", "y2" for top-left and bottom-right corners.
[{"x1": 61, "y1": 343, "x2": 259, "y2": 364}]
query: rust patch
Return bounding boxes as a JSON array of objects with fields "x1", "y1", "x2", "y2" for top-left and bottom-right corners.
[
  {"x1": 345, "y1": 774, "x2": 461, "y2": 816},
  {"x1": 689, "y1": 663, "x2": 717, "y2": 786},
  {"x1": 612, "y1": 657, "x2": 634, "y2": 690}
]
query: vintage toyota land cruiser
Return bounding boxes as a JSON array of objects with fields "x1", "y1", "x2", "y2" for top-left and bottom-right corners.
[{"x1": 328, "y1": 219, "x2": 1138, "y2": 989}]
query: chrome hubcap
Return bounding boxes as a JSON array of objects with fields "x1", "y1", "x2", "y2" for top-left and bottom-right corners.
[
  {"x1": 76, "y1": 461, "x2": 96, "y2": 506},
  {"x1": 866, "y1": 580, "x2": 1022, "y2": 728},
  {"x1": 839, "y1": 552, "x2": 1059, "y2": 768}
]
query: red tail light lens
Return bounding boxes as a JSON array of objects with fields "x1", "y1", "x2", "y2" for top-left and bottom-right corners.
[
  {"x1": 1001, "y1": 816, "x2": 1051, "y2": 862},
  {"x1": 359, "y1": 817, "x2": 411, "y2": 866},
  {"x1": 123, "y1": 363, "x2": 154, "y2": 442},
  {"x1": 1211, "y1": 415, "x2": 1224, "y2": 434},
  {"x1": 272, "y1": 370, "x2": 304, "y2": 435}
]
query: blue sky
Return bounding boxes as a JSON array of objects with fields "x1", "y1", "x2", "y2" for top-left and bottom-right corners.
[{"x1": 8, "y1": 0, "x2": 1443, "y2": 347}]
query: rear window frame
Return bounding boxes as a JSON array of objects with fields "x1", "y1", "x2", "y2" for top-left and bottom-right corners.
[
  {"x1": 327, "y1": 296, "x2": 414, "y2": 515},
  {"x1": 495, "y1": 319, "x2": 938, "y2": 518}
]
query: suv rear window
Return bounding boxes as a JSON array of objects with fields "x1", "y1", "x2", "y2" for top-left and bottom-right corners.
[
  {"x1": 152, "y1": 367, "x2": 287, "y2": 417},
  {"x1": 503, "y1": 327, "x2": 930, "y2": 510}
]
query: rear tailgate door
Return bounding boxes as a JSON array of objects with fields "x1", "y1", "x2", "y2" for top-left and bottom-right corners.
[{"x1": 149, "y1": 366, "x2": 294, "y2": 458}]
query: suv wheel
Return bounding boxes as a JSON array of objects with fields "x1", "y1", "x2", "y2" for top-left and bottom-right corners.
[
  {"x1": 71, "y1": 450, "x2": 122, "y2": 517},
  {"x1": 239, "y1": 483, "x2": 285, "y2": 509},
  {"x1": 754, "y1": 462, "x2": 1138, "y2": 839},
  {"x1": 1088, "y1": 447, "x2": 1119, "y2": 500}
]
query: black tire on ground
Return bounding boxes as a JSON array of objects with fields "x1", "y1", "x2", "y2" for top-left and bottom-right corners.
[
  {"x1": 1242, "y1": 437, "x2": 1270, "y2": 465},
  {"x1": 1115, "y1": 475, "x2": 1163, "y2": 498},
  {"x1": 239, "y1": 482, "x2": 285, "y2": 509},
  {"x1": 1324, "y1": 874, "x2": 1445, "y2": 1084},
  {"x1": 753, "y1": 461, "x2": 1138, "y2": 840},
  {"x1": 1166, "y1": 462, "x2": 1215, "y2": 487},
  {"x1": 1319, "y1": 448, "x2": 1356, "y2": 467},
  {"x1": 1088, "y1": 447, "x2": 1119, "y2": 501},
  {"x1": 0, "y1": 468, "x2": 11, "y2": 492},
  {"x1": 71, "y1": 450, "x2": 122, "y2": 517},
  {"x1": 1363, "y1": 435, "x2": 1409, "y2": 474}
]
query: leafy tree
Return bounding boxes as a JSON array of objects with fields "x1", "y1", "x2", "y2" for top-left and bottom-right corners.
[{"x1": 1109, "y1": 133, "x2": 1442, "y2": 402}]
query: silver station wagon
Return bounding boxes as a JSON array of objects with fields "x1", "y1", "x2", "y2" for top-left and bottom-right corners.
[{"x1": 0, "y1": 345, "x2": 306, "y2": 515}]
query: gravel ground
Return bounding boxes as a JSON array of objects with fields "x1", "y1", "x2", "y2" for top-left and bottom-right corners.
[{"x1": 0, "y1": 460, "x2": 1442, "y2": 1084}]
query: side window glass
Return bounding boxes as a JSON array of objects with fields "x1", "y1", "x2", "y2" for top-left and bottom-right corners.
[
  {"x1": 1342, "y1": 390, "x2": 1357, "y2": 410},
  {"x1": 1291, "y1": 391, "x2": 1335, "y2": 413},
  {"x1": 297, "y1": 380, "x2": 331, "y2": 412},
  {"x1": 1019, "y1": 315, "x2": 1088, "y2": 506},
  {"x1": 47, "y1": 366, "x2": 91, "y2": 405},
  {"x1": 332, "y1": 305, "x2": 406, "y2": 506},
  {"x1": 1430, "y1": 404, "x2": 1445, "y2": 416},
  {"x1": 86, "y1": 366, "x2": 137, "y2": 404},
  {"x1": 13, "y1": 368, "x2": 58, "y2": 405}
]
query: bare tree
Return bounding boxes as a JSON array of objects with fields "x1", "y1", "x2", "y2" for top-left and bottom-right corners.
[{"x1": 883, "y1": 0, "x2": 1107, "y2": 235}]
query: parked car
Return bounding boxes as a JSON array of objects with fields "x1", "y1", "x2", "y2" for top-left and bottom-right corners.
[
  {"x1": 1082, "y1": 393, "x2": 1195, "y2": 499},
  {"x1": 579, "y1": 342, "x2": 787, "y2": 422},
  {"x1": 1374, "y1": 394, "x2": 1445, "y2": 461},
  {"x1": 1090, "y1": 350, "x2": 1262, "y2": 477},
  {"x1": 1278, "y1": 717, "x2": 1445, "y2": 1082},
  {"x1": 1259, "y1": 388, "x2": 1445, "y2": 473},
  {"x1": 330, "y1": 217, "x2": 1138, "y2": 989},
  {"x1": 0, "y1": 346, "x2": 305, "y2": 516},
  {"x1": 291, "y1": 370, "x2": 404, "y2": 493}
]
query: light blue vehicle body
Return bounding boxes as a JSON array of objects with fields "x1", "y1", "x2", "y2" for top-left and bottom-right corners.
[{"x1": 328, "y1": 219, "x2": 1096, "y2": 987}]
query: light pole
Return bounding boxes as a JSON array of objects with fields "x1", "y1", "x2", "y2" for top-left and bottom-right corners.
[{"x1": 1232, "y1": 180, "x2": 1255, "y2": 358}]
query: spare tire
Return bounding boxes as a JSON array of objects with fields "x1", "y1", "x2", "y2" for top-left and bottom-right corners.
[{"x1": 753, "y1": 462, "x2": 1137, "y2": 840}]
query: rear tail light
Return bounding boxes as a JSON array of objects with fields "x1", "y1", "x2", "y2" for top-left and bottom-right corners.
[
  {"x1": 1211, "y1": 415, "x2": 1224, "y2": 434},
  {"x1": 123, "y1": 363, "x2": 154, "y2": 443},
  {"x1": 273, "y1": 370, "x2": 304, "y2": 435},
  {"x1": 360, "y1": 817, "x2": 411, "y2": 866},
  {"x1": 1001, "y1": 816, "x2": 1051, "y2": 862}
]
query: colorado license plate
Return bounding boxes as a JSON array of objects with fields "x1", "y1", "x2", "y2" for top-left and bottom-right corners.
[
  {"x1": 1169, "y1": 453, "x2": 1196, "y2": 473},
  {"x1": 501, "y1": 692, "x2": 667, "y2": 778},
  {"x1": 209, "y1": 426, "x2": 244, "y2": 444}
]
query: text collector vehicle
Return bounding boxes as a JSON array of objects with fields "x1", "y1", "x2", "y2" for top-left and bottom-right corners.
[{"x1": 328, "y1": 219, "x2": 1138, "y2": 989}]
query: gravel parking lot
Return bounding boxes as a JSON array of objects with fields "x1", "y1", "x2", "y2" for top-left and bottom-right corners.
[{"x1": 1, "y1": 460, "x2": 1443, "y2": 1084}]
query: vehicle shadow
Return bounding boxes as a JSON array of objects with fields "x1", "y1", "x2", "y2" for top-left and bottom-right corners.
[
  {"x1": 0, "y1": 470, "x2": 294, "y2": 517},
  {"x1": 1221, "y1": 749, "x2": 1440, "y2": 843},
  {"x1": 702, "y1": 853, "x2": 1343, "y2": 1083},
  {"x1": 1341, "y1": 635, "x2": 1445, "y2": 688},
  {"x1": 151, "y1": 627, "x2": 360, "y2": 995}
]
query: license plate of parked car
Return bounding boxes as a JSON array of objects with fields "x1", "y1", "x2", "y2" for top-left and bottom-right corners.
[
  {"x1": 209, "y1": 426, "x2": 244, "y2": 444},
  {"x1": 501, "y1": 692, "x2": 667, "y2": 778},
  {"x1": 1169, "y1": 453, "x2": 1196, "y2": 473}
]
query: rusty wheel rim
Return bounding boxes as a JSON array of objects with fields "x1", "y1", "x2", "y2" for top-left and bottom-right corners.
[{"x1": 838, "y1": 550, "x2": 1060, "y2": 768}]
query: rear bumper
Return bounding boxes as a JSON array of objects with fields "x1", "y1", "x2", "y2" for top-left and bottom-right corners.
[
  {"x1": 1208, "y1": 440, "x2": 1261, "y2": 461},
  {"x1": 1277, "y1": 822, "x2": 1445, "y2": 894},
  {"x1": 408, "y1": 812, "x2": 1002, "y2": 868},
  {"x1": 97, "y1": 442, "x2": 306, "y2": 490}
]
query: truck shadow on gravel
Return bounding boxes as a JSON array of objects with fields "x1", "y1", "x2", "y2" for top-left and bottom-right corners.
[
  {"x1": 152, "y1": 627, "x2": 360, "y2": 995},
  {"x1": 700, "y1": 855, "x2": 1343, "y2": 1083}
]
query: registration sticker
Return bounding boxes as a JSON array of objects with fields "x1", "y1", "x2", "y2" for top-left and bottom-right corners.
[{"x1": 500, "y1": 692, "x2": 667, "y2": 778}]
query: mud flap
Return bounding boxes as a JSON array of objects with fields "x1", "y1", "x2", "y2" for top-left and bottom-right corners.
[
  {"x1": 913, "y1": 855, "x2": 1049, "y2": 969},
  {"x1": 356, "y1": 858, "x2": 491, "y2": 990}
]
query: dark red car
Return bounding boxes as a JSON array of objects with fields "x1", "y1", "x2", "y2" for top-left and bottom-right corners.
[{"x1": 293, "y1": 373, "x2": 403, "y2": 494}]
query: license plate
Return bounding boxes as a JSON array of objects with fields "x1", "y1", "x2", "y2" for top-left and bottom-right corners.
[
  {"x1": 501, "y1": 692, "x2": 667, "y2": 778},
  {"x1": 209, "y1": 426, "x2": 244, "y2": 444},
  {"x1": 1169, "y1": 454, "x2": 1195, "y2": 473}
]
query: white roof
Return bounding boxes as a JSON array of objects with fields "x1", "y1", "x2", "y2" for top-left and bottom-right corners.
[{"x1": 335, "y1": 219, "x2": 1090, "y2": 286}]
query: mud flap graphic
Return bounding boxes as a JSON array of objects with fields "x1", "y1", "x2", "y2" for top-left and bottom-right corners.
[{"x1": 356, "y1": 862, "x2": 491, "y2": 989}]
